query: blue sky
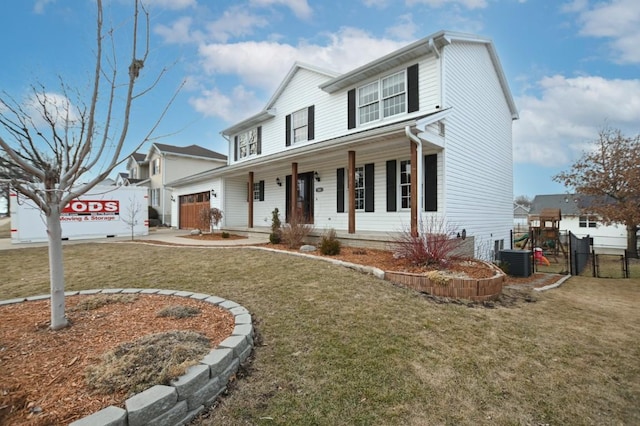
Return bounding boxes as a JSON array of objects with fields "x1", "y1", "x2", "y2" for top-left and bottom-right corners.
[{"x1": 1, "y1": 0, "x2": 639, "y2": 202}]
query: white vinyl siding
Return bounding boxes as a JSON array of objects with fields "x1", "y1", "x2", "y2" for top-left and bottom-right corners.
[{"x1": 440, "y1": 41, "x2": 514, "y2": 258}]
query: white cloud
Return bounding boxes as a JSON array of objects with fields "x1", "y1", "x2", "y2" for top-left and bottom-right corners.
[
  {"x1": 193, "y1": 28, "x2": 407, "y2": 122},
  {"x1": 33, "y1": 0, "x2": 55, "y2": 14},
  {"x1": 206, "y1": 6, "x2": 270, "y2": 42},
  {"x1": 514, "y1": 75, "x2": 640, "y2": 167},
  {"x1": 249, "y1": 0, "x2": 313, "y2": 19},
  {"x1": 405, "y1": 0, "x2": 488, "y2": 9},
  {"x1": 385, "y1": 14, "x2": 419, "y2": 40},
  {"x1": 566, "y1": 0, "x2": 640, "y2": 64},
  {"x1": 362, "y1": 0, "x2": 390, "y2": 7},
  {"x1": 154, "y1": 16, "x2": 203, "y2": 44},
  {"x1": 189, "y1": 85, "x2": 262, "y2": 122},
  {"x1": 143, "y1": 0, "x2": 197, "y2": 10}
]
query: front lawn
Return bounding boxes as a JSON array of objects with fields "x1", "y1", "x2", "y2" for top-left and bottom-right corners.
[{"x1": 1, "y1": 243, "x2": 638, "y2": 425}]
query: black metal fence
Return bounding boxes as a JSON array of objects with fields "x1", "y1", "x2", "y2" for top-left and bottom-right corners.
[{"x1": 569, "y1": 232, "x2": 591, "y2": 276}]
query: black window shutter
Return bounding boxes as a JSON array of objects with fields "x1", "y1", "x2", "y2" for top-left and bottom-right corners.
[
  {"x1": 234, "y1": 136, "x2": 238, "y2": 161},
  {"x1": 285, "y1": 175, "x2": 291, "y2": 222},
  {"x1": 364, "y1": 163, "x2": 374, "y2": 212},
  {"x1": 347, "y1": 89, "x2": 356, "y2": 129},
  {"x1": 337, "y1": 168, "x2": 345, "y2": 213},
  {"x1": 386, "y1": 160, "x2": 397, "y2": 212},
  {"x1": 407, "y1": 64, "x2": 419, "y2": 113},
  {"x1": 424, "y1": 154, "x2": 437, "y2": 211},
  {"x1": 259, "y1": 180, "x2": 265, "y2": 202},
  {"x1": 285, "y1": 114, "x2": 291, "y2": 146},
  {"x1": 307, "y1": 105, "x2": 315, "y2": 140},
  {"x1": 257, "y1": 126, "x2": 262, "y2": 154}
]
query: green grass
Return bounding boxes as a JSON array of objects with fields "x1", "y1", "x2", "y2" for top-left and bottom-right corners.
[{"x1": 1, "y1": 243, "x2": 639, "y2": 425}]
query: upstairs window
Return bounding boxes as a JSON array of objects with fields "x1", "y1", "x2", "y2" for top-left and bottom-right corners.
[
  {"x1": 358, "y1": 70, "x2": 406, "y2": 125},
  {"x1": 579, "y1": 215, "x2": 597, "y2": 228},
  {"x1": 292, "y1": 108, "x2": 308, "y2": 143},
  {"x1": 130, "y1": 168, "x2": 137, "y2": 179},
  {"x1": 151, "y1": 158, "x2": 161, "y2": 175},
  {"x1": 286, "y1": 106, "x2": 315, "y2": 146},
  {"x1": 234, "y1": 127, "x2": 261, "y2": 161}
]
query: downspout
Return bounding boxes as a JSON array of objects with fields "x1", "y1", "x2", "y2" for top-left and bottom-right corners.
[
  {"x1": 161, "y1": 154, "x2": 166, "y2": 226},
  {"x1": 405, "y1": 126, "x2": 423, "y2": 224},
  {"x1": 220, "y1": 133, "x2": 232, "y2": 229}
]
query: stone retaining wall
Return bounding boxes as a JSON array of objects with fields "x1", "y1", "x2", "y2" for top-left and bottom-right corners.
[
  {"x1": 385, "y1": 267, "x2": 505, "y2": 301},
  {"x1": 1, "y1": 289, "x2": 254, "y2": 426}
]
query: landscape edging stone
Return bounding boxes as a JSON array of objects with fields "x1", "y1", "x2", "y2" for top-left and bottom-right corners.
[{"x1": 0, "y1": 289, "x2": 253, "y2": 426}]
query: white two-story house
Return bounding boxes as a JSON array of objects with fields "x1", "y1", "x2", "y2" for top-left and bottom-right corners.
[
  {"x1": 169, "y1": 30, "x2": 518, "y2": 258},
  {"x1": 124, "y1": 143, "x2": 227, "y2": 225}
]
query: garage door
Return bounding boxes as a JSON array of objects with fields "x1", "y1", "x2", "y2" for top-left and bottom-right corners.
[{"x1": 179, "y1": 191, "x2": 210, "y2": 229}]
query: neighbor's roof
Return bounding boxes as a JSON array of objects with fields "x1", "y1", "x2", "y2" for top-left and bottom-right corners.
[
  {"x1": 150, "y1": 143, "x2": 227, "y2": 161},
  {"x1": 528, "y1": 194, "x2": 617, "y2": 216}
]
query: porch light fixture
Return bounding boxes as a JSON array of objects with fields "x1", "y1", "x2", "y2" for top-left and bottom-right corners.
[
  {"x1": 276, "y1": 177, "x2": 282, "y2": 187},
  {"x1": 170, "y1": 195, "x2": 176, "y2": 202},
  {"x1": 314, "y1": 171, "x2": 321, "y2": 182},
  {"x1": 211, "y1": 189, "x2": 217, "y2": 198}
]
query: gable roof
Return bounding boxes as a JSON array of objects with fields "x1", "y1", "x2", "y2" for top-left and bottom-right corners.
[
  {"x1": 131, "y1": 152, "x2": 146, "y2": 163},
  {"x1": 221, "y1": 62, "x2": 339, "y2": 136},
  {"x1": 149, "y1": 143, "x2": 227, "y2": 161},
  {"x1": 319, "y1": 30, "x2": 518, "y2": 120},
  {"x1": 528, "y1": 194, "x2": 618, "y2": 216}
]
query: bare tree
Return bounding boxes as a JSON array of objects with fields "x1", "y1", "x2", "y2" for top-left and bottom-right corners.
[
  {"x1": 554, "y1": 128, "x2": 640, "y2": 258},
  {"x1": 0, "y1": 0, "x2": 179, "y2": 329},
  {"x1": 514, "y1": 195, "x2": 532, "y2": 208},
  {"x1": 121, "y1": 197, "x2": 144, "y2": 241}
]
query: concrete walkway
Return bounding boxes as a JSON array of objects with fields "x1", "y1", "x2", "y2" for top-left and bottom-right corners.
[{"x1": 0, "y1": 227, "x2": 269, "y2": 251}]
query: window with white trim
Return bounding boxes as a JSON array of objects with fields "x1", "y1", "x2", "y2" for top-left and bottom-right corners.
[
  {"x1": 238, "y1": 128, "x2": 258, "y2": 159},
  {"x1": 151, "y1": 158, "x2": 161, "y2": 175},
  {"x1": 579, "y1": 215, "x2": 597, "y2": 228},
  {"x1": 130, "y1": 168, "x2": 137, "y2": 179},
  {"x1": 400, "y1": 160, "x2": 411, "y2": 209},
  {"x1": 253, "y1": 182, "x2": 261, "y2": 201},
  {"x1": 354, "y1": 166, "x2": 365, "y2": 210},
  {"x1": 150, "y1": 188, "x2": 160, "y2": 207},
  {"x1": 291, "y1": 108, "x2": 308, "y2": 143},
  {"x1": 358, "y1": 70, "x2": 406, "y2": 125}
]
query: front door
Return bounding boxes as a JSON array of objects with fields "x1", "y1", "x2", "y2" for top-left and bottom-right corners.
[{"x1": 285, "y1": 172, "x2": 314, "y2": 223}]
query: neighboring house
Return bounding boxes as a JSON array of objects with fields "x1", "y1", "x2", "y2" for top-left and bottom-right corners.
[
  {"x1": 123, "y1": 144, "x2": 227, "y2": 225},
  {"x1": 513, "y1": 203, "x2": 530, "y2": 232},
  {"x1": 114, "y1": 172, "x2": 129, "y2": 186},
  {"x1": 169, "y1": 30, "x2": 518, "y2": 259},
  {"x1": 529, "y1": 194, "x2": 628, "y2": 249}
]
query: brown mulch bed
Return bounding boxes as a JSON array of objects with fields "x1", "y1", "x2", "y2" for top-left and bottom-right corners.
[
  {"x1": 0, "y1": 295, "x2": 234, "y2": 426},
  {"x1": 180, "y1": 232, "x2": 247, "y2": 241}
]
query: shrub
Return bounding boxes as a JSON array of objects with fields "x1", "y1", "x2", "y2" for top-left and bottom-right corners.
[
  {"x1": 148, "y1": 205, "x2": 159, "y2": 220},
  {"x1": 281, "y1": 210, "x2": 314, "y2": 249},
  {"x1": 199, "y1": 207, "x2": 224, "y2": 233},
  {"x1": 221, "y1": 231, "x2": 230, "y2": 239},
  {"x1": 269, "y1": 208, "x2": 282, "y2": 244},
  {"x1": 319, "y1": 228, "x2": 341, "y2": 255},
  {"x1": 393, "y1": 216, "x2": 463, "y2": 266}
]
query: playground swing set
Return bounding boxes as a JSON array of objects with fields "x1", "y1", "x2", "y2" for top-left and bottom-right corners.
[{"x1": 515, "y1": 208, "x2": 567, "y2": 266}]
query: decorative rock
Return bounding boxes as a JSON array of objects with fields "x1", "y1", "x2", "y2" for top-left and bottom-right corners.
[
  {"x1": 190, "y1": 229, "x2": 202, "y2": 235},
  {"x1": 299, "y1": 244, "x2": 317, "y2": 252}
]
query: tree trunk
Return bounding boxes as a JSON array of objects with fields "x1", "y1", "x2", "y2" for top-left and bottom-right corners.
[
  {"x1": 627, "y1": 225, "x2": 639, "y2": 259},
  {"x1": 47, "y1": 206, "x2": 68, "y2": 330}
]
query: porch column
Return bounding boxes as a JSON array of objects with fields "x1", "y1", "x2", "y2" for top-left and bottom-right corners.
[
  {"x1": 248, "y1": 171, "x2": 254, "y2": 228},
  {"x1": 410, "y1": 142, "x2": 418, "y2": 237},
  {"x1": 291, "y1": 162, "x2": 298, "y2": 220},
  {"x1": 348, "y1": 150, "x2": 356, "y2": 234}
]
